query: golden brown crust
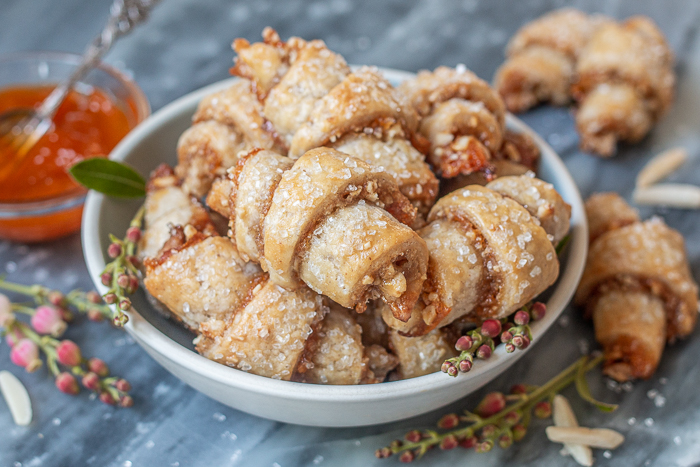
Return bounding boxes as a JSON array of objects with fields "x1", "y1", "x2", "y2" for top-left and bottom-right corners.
[
  {"x1": 289, "y1": 68, "x2": 420, "y2": 158},
  {"x1": 389, "y1": 328, "x2": 457, "y2": 379},
  {"x1": 576, "y1": 194, "x2": 699, "y2": 381}
]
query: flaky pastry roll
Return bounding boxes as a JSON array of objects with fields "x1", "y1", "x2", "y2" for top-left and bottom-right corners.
[
  {"x1": 389, "y1": 328, "x2": 457, "y2": 379},
  {"x1": 139, "y1": 164, "x2": 216, "y2": 260},
  {"x1": 399, "y1": 66, "x2": 506, "y2": 180},
  {"x1": 209, "y1": 147, "x2": 429, "y2": 321},
  {"x1": 494, "y1": 9, "x2": 608, "y2": 112},
  {"x1": 575, "y1": 193, "x2": 698, "y2": 381},
  {"x1": 175, "y1": 79, "x2": 283, "y2": 197},
  {"x1": 195, "y1": 277, "x2": 327, "y2": 381},
  {"x1": 383, "y1": 179, "x2": 562, "y2": 336},
  {"x1": 572, "y1": 17, "x2": 675, "y2": 156}
]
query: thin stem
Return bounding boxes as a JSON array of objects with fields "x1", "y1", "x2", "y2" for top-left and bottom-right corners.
[{"x1": 0, "y1": 279, "x2": 44, "y2": 298}]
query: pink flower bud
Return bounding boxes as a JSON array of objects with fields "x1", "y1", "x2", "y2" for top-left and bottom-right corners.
[
  {"x1": 5, "y1": 328, "x2": 24, "y2": 347},
  {"x1": 480, "y1": 319, "x2": 502, "y2": 338},
  {"x1": 126, "y1": 227, "x2": 142, "y2": 242},
  {"x1": 31, "y1": 305, "x2": 67, "y2": 336},
  {"x1": 56, "y1": 340, "x2": 82, "y2": 367},
  {"x1": 514, "y1": 310, "x2": 530, "y2": 326},
  {"x1": 481, "y1": 424, "x2": 498, "y2": 438},
  {"x1": 437, "y1": 413, "x2": 460, "y2": 429},
  {"x1": 510, "y1": 384, "x2": 528, "y2": 395},
  {"x1": 534, "y1": 401, "x2": 552, "y2": 419},
  {"x1": 0, "y1": 293, "x2": 14, "y2": 326},
  {"x1": 520, "y1": 336, "x2": 530, "y2": 349},
  {"x1": 390, "y1": 440, "x2": 403, "y2": 450},
  {"x1": 88, "y1": 358, "x2": 109, "y2": 377},
  {"x1": 86, "y1": 291, "x2": 102, "y2": 304},
  {"x1": 458, "y1": 358, "x2": 472, "y2": 373},
  {"x1": 530, "y1": 302, "x2": 546, "y2": 321},
  {"x1": 512, "y1": 423, "x2": 527, "y2": 441},
  {"x1": 375, "y1": 447, "x2": 392, "y2": 459},
  {"x1": 99, "y1": 391, "x2": 116, "y2": 405},
  {"x1": 455, "y1": 335, "x2": 473, "y2": 351},
  {"x1": 82, "y1": 372, "x2": 101, "y2": 391},
  {"x1": 55, "y1": 372, "x2": 79, "y2": 395},
  {"x1": 119, "y1": 299, "x2": 131, "y2": 311},
  {"x1": 47, "y1": 291, "x2": 66, "y2": 307},
  {"x1": 128, "y1": 276, "x2": 139, "y2": 294},
  {"x1": 87, "y1": 309, "x2": 104, "y2": 322},
  {"x1": 505, "y1": 343, "x2": 516, "y2": 353},
  {"x1": 119, "y1": 395, "x2": 134, "y2": 408},
  {"x1": 113, "y1": 313, "x2": 129, "y2": 326},
  {"x1": 447, "y1": 364, "x2": 458, "y2": 377},
  {"x1": 117, "y1": 274, "x2": 130, "y2": 288},
  {"x1": 475, "y1": 440, "x2": 494, "y2": 453},
  {"x1": 107, "y1": 243, "x2": 122, "y2": 258},
  {"x1": 476, "y1": 344, "x2": 492, "y2": 359},
  {"x1": 459, "y1": 436, "x2": 478, "y2": 449},
  {"x1": 500, "y1": 331, "x2": 513, "y2": 343},
  {"x1": 504, "y1": 410, "x2": 521, "y2": 425},
  {"x1": 475, "y1": 392, "x2": 506, "y2": 418},
  {"x1": 101, "y1": 272, "x2": 112, "y2": 286},
  {"x1": 441, "y1": 361, "x2": 454, "y2": 374},
  {"x1": 398, "y1": 450, "x2": 415, "y2": 463},
  {"x1": 104, "y1": 293, "x2": 117, "y2": 304},
  {"x1": 498, "y1": 433, "x2": 513, "y2": 449},
  {"x1": 127, "y1": 255, "x2": 140, "y2": 268},
  {"x1": 114, "y1": 379, "x2": 131, "y2": 392},
  {"x1": 404, "y1": 430, "x2": 422, "y2": 443},
  {"x1": 512, "y1": 335, "x2": 525, "y2": 348},
  {"x1": 439, "y1": 434, "x2": 459, "y2": 450},
  {"x1": 11, "y1": 339, "x2": 41, "y2": 371}
]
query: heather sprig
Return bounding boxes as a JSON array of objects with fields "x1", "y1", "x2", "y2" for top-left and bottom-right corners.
[
  {"x1": 376, "y1": 354, "x2": 613, "y2": 461},
  {"x1": 99, "y1": 205, "x2": 145, "y2": 326}
]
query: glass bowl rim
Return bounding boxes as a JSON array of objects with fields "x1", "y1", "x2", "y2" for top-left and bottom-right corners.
[{"x1": 0, "y1": 50, "x2": 150, "y2": 218}]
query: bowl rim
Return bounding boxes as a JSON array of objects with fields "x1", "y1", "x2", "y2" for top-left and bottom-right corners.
[
  {"x1": 0, "y1": 51, "x2": 150, "y2": 215},
  {"x1": 82, "y1": 68, "x2": 588, "y2": 403}
]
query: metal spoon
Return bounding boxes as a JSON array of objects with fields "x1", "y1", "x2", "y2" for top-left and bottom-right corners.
[{"x1": 0, "y1": 0, "x2": 159, "y2": 183}]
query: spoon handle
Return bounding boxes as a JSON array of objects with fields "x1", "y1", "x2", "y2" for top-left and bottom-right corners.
[{"x1": 36, "y1": 0, "x2": 160, "y2": 121}]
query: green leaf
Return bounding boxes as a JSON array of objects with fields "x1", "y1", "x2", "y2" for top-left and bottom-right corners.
[
  {"x1": 575, "y1": 358, "x2": 618, "y2": 412},
  {"x1": 556, "y1": 234, "x2": 571, "y2": 256},
  {"x1": 69, "y1": 158, "x2": 146, "y2": 198}
]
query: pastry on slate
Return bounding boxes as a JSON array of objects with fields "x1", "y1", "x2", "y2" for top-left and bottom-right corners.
[
  {"x1": 572, "y1": 17, "x2": 675, "y2": 156},
  {"x1": 207, "y1": 147, "x2": 429, "y2": 321},
  {"x1": 233, "y1": 29, "x2": 438, "y2": 219},
  {"x1": 494, "y1": 9, "x2": 608, "y2": 113},
  {"x1": 175, "y1": 79, "x2": 284, "y2": 198},
  {"x1": 575, "y1": 193, "x2": 698, "y2": 381},
  {"x1": 382, "y1": 175, "x2": 566, "y2": 336}
]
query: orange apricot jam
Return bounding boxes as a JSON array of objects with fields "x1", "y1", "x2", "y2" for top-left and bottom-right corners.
[{"x1": 0, "y1": 85, "x2": 133, "y2": 242}]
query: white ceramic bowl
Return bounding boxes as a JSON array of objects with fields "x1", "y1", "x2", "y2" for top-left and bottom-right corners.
[{"x1": 82, "y1": 69, "x2": 588, "y2": 427}]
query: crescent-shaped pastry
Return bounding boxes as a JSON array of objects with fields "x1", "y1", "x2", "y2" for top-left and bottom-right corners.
[
  {"x1": 293, "y1": 305, "x2": 367, "y2": 385},
  {"x1": 139, "y1": 164, "x2": 215, "y2": 260},
  {"x1": 143, "y1": 235, "x2": 263, "y2": 331},
  {"x1": 572, "y1": 17, "x2": 675, "y2": 156},
  {"x1": 196, "y1": 277, "x2": 327, "y2": 381},
  {"x1": 494, "y1": 9, "x2": 609, "y2": 113},
  {"x1": 575, "y1": 193, "x2": 699, "y2": 381},
  {"x1": 174, "y1": 78, "x2": 283, "y2": 197},
  {"x1": 399, "y1": 66, "x2": 506, "y2": 179},
  {"x1": 383, "y1": 181, "x2": 562, "y2": 336}
]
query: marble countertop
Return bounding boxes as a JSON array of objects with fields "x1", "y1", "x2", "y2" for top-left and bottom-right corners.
[{"x1": 2, "y1": 0, "x2": 700, "y2": 466}]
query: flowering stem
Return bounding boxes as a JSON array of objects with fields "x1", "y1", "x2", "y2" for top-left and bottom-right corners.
[
  {"x1": 379, "y1": 354, "x2": 606, "y2": 460},
  {"x1": 100, "y1": 205, "x2": 145, "y2": 326}
]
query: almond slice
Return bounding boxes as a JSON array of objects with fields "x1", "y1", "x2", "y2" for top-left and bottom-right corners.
[
  {"x1": 0, "y1": 370, "x2": 32, "y2": 426},
  {"x1": 553, "y1": 395, "x2": 594, "y2": 466},
  {"x1": 633, "y1": 184, "x2": 700, "y2": 209},
  {"x1": 636, "y1": 147, "x2": 687, "y2": 188},
  {"x1": 545, "y1": 426, "x2": 625, "y2": 450}
]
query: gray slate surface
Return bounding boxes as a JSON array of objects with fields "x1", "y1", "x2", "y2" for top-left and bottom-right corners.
[{"x1": 1, "y1": 0, "x2": 699, "y2": 466}]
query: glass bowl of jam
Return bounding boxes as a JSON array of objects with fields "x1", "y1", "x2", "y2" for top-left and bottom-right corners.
[{"x1": 0, "y1": 52, "x2": 150, "y2": 242}]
